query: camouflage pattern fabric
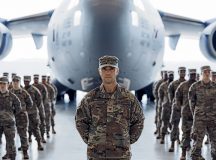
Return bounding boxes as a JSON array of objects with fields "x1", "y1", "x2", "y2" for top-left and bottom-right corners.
[
  {"x1": 43, "y1": 83, "x2": 55, "y2": 134},
  {"x1": 32, "y1": 83, "x2": 48, "y2": 136},
  {"x1": 24, "y1": 85, "x2": 44, "y2": 141},
  {"x1": 10, "y1": 88, "x2": 33, "y2": 151},
  {"x1": 0, "y1": 91, "x2": 21, "y2": 159},
  {"x1": 175, "y1": 80, "x2": 196, "y2": 149},
  {"x1": 168, "y1": 78, "x2": 185, "y2": 141},
  {"x1": 75, "y1": 84, "x2": 144, "y2": 159},
  {"x1": 158, "y1": 81, "x2": 172, "y2": 135},
  {"x1": 189, "y1": 81, "x2": 216, "y2": 159}
]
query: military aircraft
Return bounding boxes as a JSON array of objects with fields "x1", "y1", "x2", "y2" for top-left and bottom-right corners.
[{"x1": 0, "y1": 0, "x2": 216, "y2": 101}]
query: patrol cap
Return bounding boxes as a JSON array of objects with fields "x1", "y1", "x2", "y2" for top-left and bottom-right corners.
[
  {"x1": 23, "y1": 76, "x2": 31, "y2": 82},
  {"x1": 99, "y1": 55, "x2": 119, "y2": 69},
  {"x1": 168, "y1": 71, "x2": 174, "y2": 75},
  {"x1": 211, "y1": 71, "x2": 216, "y2": 76},
  {"x1": 41, "y1": 75, "x2": 47, "y2": 79},
  {"x1": 3, "y1": 72, "x2": 9, "y2": 77},
  {"x1": 11, "y1": 73, "x2": 16, "y2": 77},
  {"x1": 178, "y1": 67, "x2": 186, "y2": 71},
  {"x1": 188, "y1": 69, "x2": 197, "y2": 74},
  {"x1": 12, "y1": 76, "x2": 21, "y2": 81},
  {"x1": 201, "y1": 65, "x2": 211, "y2": 72},
  {"x1": 33, "y1": 74, "x2": 39, "y2": 79},
  {"x1": 0, "y1": 76, "x2": 9, "y2": 83}
]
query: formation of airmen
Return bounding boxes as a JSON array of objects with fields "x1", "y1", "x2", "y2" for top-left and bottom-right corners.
[
  {"x1": 153, "y1": 66, "x2": 216, "y2": 160},
  {"x1": 0, "y1": 72, "x2": 57, "y2": 160}
]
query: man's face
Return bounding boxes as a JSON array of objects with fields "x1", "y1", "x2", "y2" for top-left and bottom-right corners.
[
  {"x1": 99, "y1": 66, "x2": 119, "y2": 84},
  {"x1": 42, "y1": 79, "x2": 46, "y2": 83},
  {"x1": 34, "y1": 78, "x2": 39, "y2": 84},
  {"x1": 24, "y1": 81, "x2": 30, "y2": 86},
  {"x1": 163, "y1": 72, "x2": 168, "y2": 80},
  {"x1": 0, "y1": 82, "x2": 8, "y2": 92},
  {"x1": 196, "y1": 74, "x2": 200, "y2": 81},
  {"x1": 189, "y1": 73, "x2": 196, "y2": 81},
  {"x1": 12, "y1": 80, "x2": 20, "y2": 88},
  {"x1": 179, "y1": 70, "x2": 186, "y2": 78},
  {"x1": 202, "y1": 69, "x2": 211, "y2": 80},
  {"x1": 212, "y1": 75, "x2": 216, "y2": 82},
  {"x1": 168, "y1": 74, "x2": 174, "y2": 82}
]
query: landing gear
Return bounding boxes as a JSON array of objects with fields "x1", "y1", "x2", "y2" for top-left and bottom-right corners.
[
  {"x1": 66, "y1": 89, "x2": 76, "y2": 101},
  {"x1": 135, "y1": 83, "x2": 155, "y2": 102}
]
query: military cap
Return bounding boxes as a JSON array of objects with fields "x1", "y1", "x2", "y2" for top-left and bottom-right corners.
[
  {"x1": 12, "y1": 76, "x2": 21, "y2": 81},
  {"x1": 178, "y1": 67, "x2": 186, "y2": 71},
  {"x1": 188, "y1": 69, "x2": 197, "y2": 74},
  {"x1": 99, "y1": 55, "x2": 119, "y2": 69},
  {"x1": 167, "y1": 71, "x2": 174, "y2": 75},
  {"x1": 33, "y1": 74, "x2": 39, "y2": 79},
  {"x1": 23, "y1": 76, "x2": 31, "y2": 81},
  {"x1": 0, "y1": 76, "x2": 9, "y2": 83},
  {"x1": 41, "y1": 75, "x2": 47, "y2": 79},
  {"x1": 201, "y1": 65, "x2": 211, "y2": 71},
  {"x1": 212, "y1": 71, "x2": 216, "y2": 76},
  {"x1": 3, "y1": 72, "x2": 9, "y2": 77}
]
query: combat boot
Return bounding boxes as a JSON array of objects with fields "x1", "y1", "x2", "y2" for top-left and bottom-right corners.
[
  {"x1": 42, "y1": 136, "x2": 47, "y2": 143},
  {"x1": 156, "y1": 130, "x2": 161, "y2": 139},
  {"x1": 169, "y1": 141, "x2": 175, "y2": 152},
  {"x1": 180, "y1": 149, "x2": 186, "y2": 160},
  {"x1": 23, "y1": 150, "x2": 29, "y2": 159},
  {"x1": 47, "y1": 132, "x2": 50, "y2": 138},
  {"x1": 160, "y1": 134, "x2": 165, "y2": 144},
  {"x1": 52, "y1": 127, "x2": 56, "y2": 134},
  {"x1": 28, "y1": 134, "x2": 32, "y2": 143},
  {"x1": 18, "y1": 146, "x2": 22, "y2": 151},
  {"x1": 37, "y1": 141, "x2": 44, "y2": 151},
  {"x1": 2, "y1": 154, "x2": 9, "y2": 159},
  {"x1": 177, "y1": 137, "x2": 181, "y2": 144},
  {"x1": 205, "y1": 137, "x2": 209, "y2": 144}
]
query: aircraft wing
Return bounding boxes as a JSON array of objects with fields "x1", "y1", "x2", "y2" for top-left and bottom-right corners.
[
  {"x1": 1, "y1": 10, "x2": 54, "y2": 37},
  {"x1": 159, "y1": 10, "x2": 208, "y2": 38},
  {"x1": 159, "y1": 10, "x2": 211, "y2": 50}
]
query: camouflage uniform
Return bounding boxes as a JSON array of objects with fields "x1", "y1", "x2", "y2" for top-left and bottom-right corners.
[
  {"x1": 10, "y1": 87, "x2": 33, "y2": 152},
  {"x1": 169, "y1": 77, "x2": 186, "y2": 144},
  {"x1": 76, "y1": 84, "x2": 144, "y2": 159},
  {"x1": 153, "y1": 78, "x2": 163, "y2": 134},
  {"x1": 47, "y1": 78, "x2": 58, "y2": 133},
  {"x1": 32, "y1": 76, "x2": 48, "y2": 142},
  {"x1": 0, "y1": 77, "x2": 22, "y2": 160},
  {"x1": 42, "y1": 77, "x2": 55, "y2": 137},
  {"x1": 24, "y1": 76, "x2": 44, "y2": 150},
  {"x1": 175, "y1": 78, "x2": 196, "y2": 150},
  {"x1": 189, "y1": 66, "x2": 216, "y2": 160}
]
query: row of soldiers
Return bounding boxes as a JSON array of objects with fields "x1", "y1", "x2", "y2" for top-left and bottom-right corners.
[
  {"x1": 0, "y1": 72, "x2": 57, "y2": 160},
  {"x1": 153, "y1": 66, "x2": 216, "y2": 160}
]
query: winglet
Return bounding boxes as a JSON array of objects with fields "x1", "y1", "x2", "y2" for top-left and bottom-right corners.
[
  {"x1": 32, "y1": 33, "x2": 43, "y2": 49},
  {"x1": 169, "y1": 34, "x2": 180, "y2": 50}
]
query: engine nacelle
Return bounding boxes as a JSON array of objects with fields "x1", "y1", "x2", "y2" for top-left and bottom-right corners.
[
  {"x1": 0, "y1": 23, "x2": 12, "y2": 60},
  {"x1": 199, "y1": 22, "x2": 216, "y2": 62}
]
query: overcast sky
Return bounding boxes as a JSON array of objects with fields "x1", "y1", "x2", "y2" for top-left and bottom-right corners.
[{"x1": 0, "y1": 0, "x2": 215, "y2": 63}]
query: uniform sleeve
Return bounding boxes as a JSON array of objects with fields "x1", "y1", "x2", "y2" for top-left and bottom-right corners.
[
  {"x1": 130, "y1": 97, "x2": 144, "y2": 144},
  {"x1": 35, "y1": 88, "x2": 45, "y2": 119},
  {"x1": 168, "y1": 82, "x2": 175, "y2": 103},
  {"x1": 42, "y1": 85, "x2": 48, "y2": 103},
  {"x1": 12, "y1": 94, "x2": 22, "y2": 115},
  {"x1": 75, "y1": 98, "x2": 91, "y2": 144},
  {"x1": 24, "y1": 90, "x2": 33, "y2": 109},
  {"x1": 158, "y1": 84, "x2": 164, "y2": 107},
  {"x1": 170, "y1": 84, "x2": 183, "y2": 123},
  {"x1": 188, "y1": 84, "x2": 196, "y2": 116},
  {"x1": 153, "y1": 81, "x2": 158, "y2": 98}
]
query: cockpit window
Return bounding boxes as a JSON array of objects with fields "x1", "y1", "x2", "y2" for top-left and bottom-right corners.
[{"x1": 133, "y1": 0, "x2": 145, "y2": 11}]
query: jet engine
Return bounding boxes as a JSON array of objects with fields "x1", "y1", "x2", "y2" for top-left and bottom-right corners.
[
  {"x1": 0, "y1": 23, "x2": 12, "y2": 60},
  {"x1": 199, "y1": 22, "x2": 216, "y2": 62}
]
